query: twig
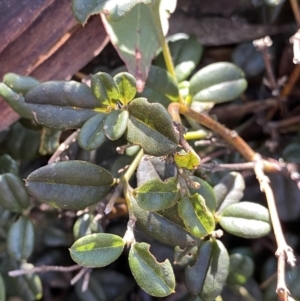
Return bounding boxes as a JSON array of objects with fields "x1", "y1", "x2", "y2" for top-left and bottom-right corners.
[
  {"x1": 82, "y1": 269, "x2": 91, "y2": 292},
  {"x1": 48, "y1": 130, "x2": 80, "y2": 164},
  {"x1": 267, "y1": 115, "x2": 300, "y2": 131},
  {"x1": 280, "y1": 65, "x2": 300, "y2": 98},
  {"x1": 104, "y1": 182, "x2": 124, "y2": 214},
  {"x1": 9, "y1": 265, "x2": 81, "y2": 277},
  {"x1": 70, "y1": 267, "x2": 91, "y2": 286},
  {"x1": 253, "y1": 154, "x2": 296, "y2": 301},
  {"x1": 253, "y1": 36, "x2": 279, "y2": 96},
  {"x1": 290, "y1": 0, "x2": 300, "y2": 27},
  {"x1": 201, "y1": 161, "x2": 256, "y2": 172}
]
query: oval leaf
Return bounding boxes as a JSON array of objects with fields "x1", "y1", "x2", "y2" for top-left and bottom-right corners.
[
  {"x1": 189, "y1": 176, "x2": 217, "y2": 213},
  {"x1": 219, "y1": 202, "x2": 271, "y2": 238},
  {"x1": 70, "y1": 233, "x2": 125, "y2": 267},
  {"x1": 78, "y1": 113, "x2": 107, "y2": 150},
  {"x1": 189, "y1": 62, "x2": 247, "y2": 103},
  {"x1": 0, "y1": 173, "x2": 30, "y2": 213},
  {"x1": 4, "y1": 73, "x2": 39, "y2": 95},
  {"x1": 114, "y1": 72, "x2": 137, "y2": 105},
  {"x1": 185, "y1": 239, "x2": 229, "y2": 300},
  {"x1": 91, "y1": 72, "x2": 120, "y2": 106},
  {"x1": 104, "y1": 110, "x2": 129, "y2": 140},
  {"x1": 129, "y1": 242, "x2": 175, "y2": 297},
  {"x1": 214, "y1": 172, "x2": 245, "y2": 214},
  {"x1": 178, "y1": 194, "x2": 215, "y2": 238},
  {"x1": 138, "y1": 65, "x2": 179, "y2": 107},
  {"x1": 0, "y1": 154, "x2": 19, "y2": 175},
  {"x1": 134, "y1": 177, "x2": 180, "y2": 211},
  {"x1": 174, "y1": 149, "x2": 201, "y2": 170},
  {"x1": 0, "y1": 83, "x2": 34, "y2": 119},
  {"x1": 101, "y1": 3, "x2": 160, "y2": 91},
  {"x1": 227, "y1": 253, "x2": 254, "y2": 285},
  {"x1": 131, "y1": 194, "x2": 198, "y2": 248},
  {"x1": 25, "y1": 81, "x2": 102, "y2": 130},
  {"x1": 7, "y1": 216, "x2": 35, "y2": 261},
  {"x1": 125, "y1": 98, "x2": 178, "y2": 156},
  {"x1": 26, "y1": 161, "x2": 114, "y2": 210}
]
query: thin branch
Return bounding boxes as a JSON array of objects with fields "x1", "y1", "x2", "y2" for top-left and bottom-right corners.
[
  {"x1": 9, "y1": 265, "x2": 81, "y2": 277},
  {"x1": 290, "y1": 0, "x2": 300, "y2": 27},
  {"x1": 201, "y1": 161, "x2": 256, "y2": 172},
  {"x1": 48, "y1": 130, "x2": 80, "y2": 164},
  {"x1": 253, "y1": 154, "x2": 296, "y2": 301},
  {"x1": 168, "y1": 103, "x2": 283, "y2": 173},
  {"x1": 70, "y1": 267, "x2": 91, "y2": 286}
]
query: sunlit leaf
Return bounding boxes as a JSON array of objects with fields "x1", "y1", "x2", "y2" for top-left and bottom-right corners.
[
  {"x1": 178, "y1": 194, "x2": 215, "y2": 238},
  {"x1": 91, "y1": 72, "x2": 120, "y2": 107},
  {"x1": 134, "y1": 177, "x2": 180, "y2": 211},
  {"x1": 189, "y1": 62, "x2": 247, "y2": 103},
  {"x1": 189, "y1": 176, "x2": 217, "y2": 212},
  {"x1": 125, "y1": 98, "x2": 178, "y2": 156},
  {"x1": 3, "y1": 73, "x2": 39, "y2": 95},
  {"x1": 101, "y1": 4, "x2": 160, "y2": 91},
  {"x1": 220, "y1": 202, "x2": 271, "y2": 238},
  {"x1": 114, "y1": 72, "x2": 137, "y2": 105},
  {"x1": 70, "y1": 233, "x2": 125, "y2": 267},
  {"x1": 129, "y1": 242, "x2": 175, "y2": 297},
  {"x1": 174, "y1": 149, "x2": 201, "y2": 170}
]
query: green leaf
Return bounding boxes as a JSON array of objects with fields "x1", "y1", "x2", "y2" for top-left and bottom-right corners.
[
  {"x1": 137, "y1": 65, "x2": 179, "y2": 107},
  {"x1": 227, "y1": 253, "x2": 254, "y2": 285},
  {"x1": 70, "y1": 233, "x2": 125, "y2": 267},
  {"x1": 0, "y1": 173, "x2": 30, "y2": 213},
  {"x1": 219, "y1": 202, "x2": 271, "y2": 238},
  {"x1": 26, "y1": 161, "x2": 114, "y2": 210},
  {"x1": 131, "y1": 194, "x2": 198, "y2": 248},
  {"x1": 134, "y1": 177, "x2": 180, "y2": 211},
  {"x1": 174, "y1": 149, "x2": 201, "y2": 170},
  {"x1": 282, "y1": 142, "x2": 300, "y2": 163},
  {"x1": 39, "y1": 127, "x2": 61, "y2": 155},
  {"x1": 125, "y1": 98, "x2": 178, "y2": 156},
  {"x1": 114, "y1": 72, "x2": 136, "y2": 105},
  {"x1": 101, "y1": 4, "x2": 160, "y2": 92},
  {"x1": 0, "y1": 154, "x2": 19, "y2": 175},
  {"x1": 185, "y1": 239, "x2": 229, "y2": 300},
  {"x1": 3, "y1": 73, "x2": 39, "y2": 95},
  {"x1": 155, "y1": 33, "x2": 203, "y2": 82},
  {"x1": 25, "y1": 81, "x2": 102, "y2": 130},
  {"x1": 91, "y1": 72, "x2": 120, "y2": 107},
  {"x1": 72, "y1": 0, "x2": 152, "y2": 25},
  {"x1": 104, "y1": 110, "x2": 129, "y2": 140},
  {"x1": 189, "y1": 176, "x2": 217, "y2": 213},
  {"x1": 0, "y1": 273, "x2": 5, "y2": 301},
  {"x1": 78, "y1": 113, "x2": 107, "y2": 151},
  {"x1": 189, "y1": 62, "x2": 247, "y2": 103},
  {"x1": 0, "y1": 83, "x2": 34, "y2": 119},
  {"x1": 178, "y1": 194, "x2": 215, "y2": 238},
  {"x1": 129, "y1": 242, "x2": 175, "y2": 297},
  {"x1": 174, "y1": 244, "x2": 199, "y2": 267},
  {"x1": 7, "y1": 216, "x2": 35, "y2": 261},
  {"x1": 214, "y1": 172, "x2": 245, "y2": 214}
]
